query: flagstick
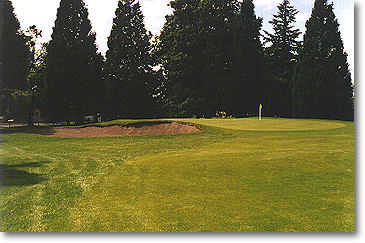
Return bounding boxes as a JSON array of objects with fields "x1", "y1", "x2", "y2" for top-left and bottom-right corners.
[{"x1": 259, "y1": 105, "x2": 262, "y2": 121}]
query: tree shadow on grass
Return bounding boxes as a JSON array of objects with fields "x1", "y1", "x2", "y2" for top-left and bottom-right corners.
[
  {"x1": 0, "y1": 162, "x2": 48, "y2": 187},
  {"x1": 0, "y1": 127, "x2": 56, "y2": 136}
]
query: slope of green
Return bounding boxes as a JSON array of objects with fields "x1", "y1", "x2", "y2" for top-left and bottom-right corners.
[
  {"x1": 171, "y1": 117, "x2": 346, "y2": 131},
  {"x1": 0, "y1": 118, "x2": 354, "y2": 232}
]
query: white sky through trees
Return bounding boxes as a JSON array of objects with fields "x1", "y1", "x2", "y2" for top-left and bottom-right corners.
[{"x1": 11, "y1": 0, "x2": 354, "y2": 75}]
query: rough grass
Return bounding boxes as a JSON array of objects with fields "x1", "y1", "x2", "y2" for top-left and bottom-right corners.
[{"x1": 0, "y1": 118, "x2": 354, "y2": 232}]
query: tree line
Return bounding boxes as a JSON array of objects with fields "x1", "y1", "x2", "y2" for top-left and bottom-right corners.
[{"x1": 0, "y1": 0, "x2": 354, "y2": 124}]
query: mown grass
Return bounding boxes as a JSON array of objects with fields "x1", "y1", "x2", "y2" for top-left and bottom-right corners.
[{"x1": 0, "y1": 118, "x2": 354, "y2": 232}]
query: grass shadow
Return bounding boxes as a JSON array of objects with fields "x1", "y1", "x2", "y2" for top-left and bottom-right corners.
[
  {"x1": 0, "y1": 162, "x2": 48, "y2": 187},
  {"x1": 0, "y1": 127, "x2": 57, "y2": 136}
]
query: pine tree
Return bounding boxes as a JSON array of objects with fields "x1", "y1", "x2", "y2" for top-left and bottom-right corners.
[
  {"x1": 264, "y1": 0, "x2": 301, "y2": 117},
  {"x1": 294, "y1": 0, "x2": 353, "y2": 120},
  {"x1": 159, "y1": 0, "x2": 240, "y2": 117},
  {"x1": 232, "y1": 0, "x2": 264, "y2": 115},
  {"x1": 159, "y1": 0, "x2": 265, "y2": 117},
  {"x1": 0, "y1": 0, "x2": 29, "y2": 90},
  {"x1": 199, "y1": 0, "x2": 240, "y2": 114},
  {"x1": 0, "y1": 0, "x2": 31, "y2": 120},
  {"x1": 46, "y1": 0, "x2": 104, "y2": 122},
  {"x1": 156, "y1": 0, "x2": 202, "y2": 117},
  {"x1": 105, "y1": 0, "x2": 155, "y2": 118}
]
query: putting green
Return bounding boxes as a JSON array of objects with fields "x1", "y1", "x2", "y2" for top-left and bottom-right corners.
[{"x1": 173, "y1": 118, "x2": 346, "y2": 131}]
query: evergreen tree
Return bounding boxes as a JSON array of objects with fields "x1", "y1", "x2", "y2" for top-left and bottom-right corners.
[
  {"x1": 0, "y1": 0, "x2": 31, "y2": 120},
  {"x1": 231, "y1": 0, "x2": 264, "y2": 115},
  {"x1": 199, "y1": 0, "x2": 240, "y2": 114},
  {"x1": 46, "y1": 0, "x2": 104, "y2": 122},
  {"x1": 155, "y1": 0, "x2": 203, "y2": 117},
  {"x1": 159, "y1": 0, "x2": 240, "y2": 117},
  {"x1": 294, "y1": 0, "x2": 353, "y2": 120},
  {"x1": 105, "y1": 0, "x2": 155, "y2": 118},
  {"x1": 264, "y1": 0, "x2": 301, "y2": 117},
  {"x1": 0, "y1": 0, "x2": 29, "y2": 91}
]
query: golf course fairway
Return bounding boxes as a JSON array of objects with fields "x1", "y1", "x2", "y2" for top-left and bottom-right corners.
[{"x1": 0, "y1": 118, "x2": 354, "y2": 232}]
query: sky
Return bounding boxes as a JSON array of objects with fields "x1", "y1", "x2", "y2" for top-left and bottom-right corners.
[{"x1": 10, "y1": 0, "x2": 354, "y2": 75}]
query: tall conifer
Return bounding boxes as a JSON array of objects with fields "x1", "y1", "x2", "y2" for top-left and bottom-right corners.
[
  {"x1": 105, "y1": 0, "x2": 154, "y2": 118},
  {"x1": 0, "y1": 0, "x2": 29, "y2": 90},
  {"x1": 0, "y1": 0, "x2": 31, "y2": 120},
  {"x1": 264, "y1": 0, "x2": 301, "y2": 117},
  {"x1": 157, "y1": 0, "x2": 202, "y2": 116},
  {"x1": 199, "y1": 0, "x2": 240, "y2": 114},
  {"x1": 294, "y1": 0, "x2": 353, "y2": 120},
  {"x1": 233, "y1": 0, "x2": 264, "y2": 115},
  {"x1": 46, "y1": 0, "x2": 104, "y2": 122},
  {"x1": 159, "y1": 0, "x2": 240, "y2": 116}
]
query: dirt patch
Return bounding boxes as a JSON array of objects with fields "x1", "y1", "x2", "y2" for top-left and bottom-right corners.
[{"x1": 31, "y1": 121, "x2": 200, "y2": 138}]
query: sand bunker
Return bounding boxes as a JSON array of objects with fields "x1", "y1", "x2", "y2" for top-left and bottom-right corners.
[{"x1": 37, "y1": 121, "x2": 200, "y2": 138}]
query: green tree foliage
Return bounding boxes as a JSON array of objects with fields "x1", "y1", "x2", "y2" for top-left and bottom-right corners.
[
  {"x1": 197, "y1": 0, "x2": 240, "y2": 115},
  {"x1": 1, "y1": 0, "x2": 353, "y2": 122},
  {"x1": 0, "y1": 0, "x2": 29, "y2": 91},
  {"x1": 158, "y1": 0, "x2": 205, "y2": 117},
  {"x1": 264, "y1": 0, "x2": 301, "y2": 117},
  {"x1": 159, "y1": 0, "x2": 265, "y2": 117},
  {"x1": 294, "y1": 0, "x2": 353, "y2": 120},
  {"x1": 0, "y1": 0, "x2": 32, "y2": 120},
  {"x1": 232, "y1": 0, "x2": 264, "y2": 115},
  {"x1": 24, "y1": 25, "x2": 43, "y2": 87},
  {"x1": 46, "y1": 0, "x2": 104, "y2": 122},
  {"x1": 105, "y1": 0, "x2": 156, "y2": 119},
  {"x1": 23, "y1": 25, "x2": 44, "y2": 125},
  {"x1": 26, "y1": 41, "x2": 48, "y2": 119}
]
